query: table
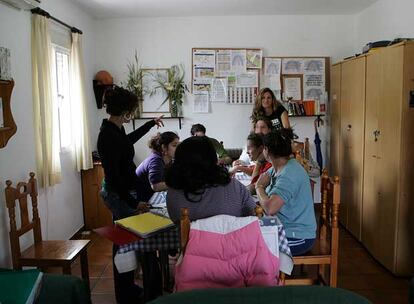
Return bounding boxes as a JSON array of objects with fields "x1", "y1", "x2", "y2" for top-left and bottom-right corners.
[{"x1": 117, "y1": 191, "x2": 293, "y2": 275}]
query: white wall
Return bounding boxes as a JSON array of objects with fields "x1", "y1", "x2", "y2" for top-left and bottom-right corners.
[
  {"x1": 0, "y1": 0, "x2": 97, "y2": 267},
  {"x1": 355, "y1": 0, "x2": 414, "y2": 52},
  {"x1": 94, "y1": 15, "x2": 356, "y2": 169}
]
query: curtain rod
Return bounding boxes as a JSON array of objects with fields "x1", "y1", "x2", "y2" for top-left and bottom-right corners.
[{"x1": 31, "y1": 7, "x2": 82, "y2": 34}]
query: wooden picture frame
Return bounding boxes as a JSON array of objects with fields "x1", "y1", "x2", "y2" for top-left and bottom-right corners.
[
  {"x1": 282, "y1": 74, "x2": 303, "y2": 101},
  {"x1": 141, "y1": 68, "x2": 170, "y2": 117}
]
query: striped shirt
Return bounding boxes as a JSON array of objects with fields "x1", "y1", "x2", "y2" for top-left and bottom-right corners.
[{"x1": 166, "y1": 178, "x2": 257, "y2": 222}]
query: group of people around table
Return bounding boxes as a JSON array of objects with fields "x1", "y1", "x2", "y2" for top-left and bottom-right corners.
[{"x1": 97, "y1": 86, "x2": 316, "y2": 303}]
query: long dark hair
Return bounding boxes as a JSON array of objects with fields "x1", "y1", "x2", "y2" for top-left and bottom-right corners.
[
  {"x1": 262, "y1": 128, "x2": 294, "y2": 158},
  {"x1": 165, "y1": 136, "x2": 231, "y2": 202}
]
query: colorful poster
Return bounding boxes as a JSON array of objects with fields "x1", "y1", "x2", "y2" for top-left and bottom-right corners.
[{"x1": 246, "y1": 49, "x2": 262, "y2": 69}]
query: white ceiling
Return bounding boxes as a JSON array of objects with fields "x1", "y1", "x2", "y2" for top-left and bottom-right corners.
[{"x1": 69, "y1": 0, "x2": 379, "y2": 19}]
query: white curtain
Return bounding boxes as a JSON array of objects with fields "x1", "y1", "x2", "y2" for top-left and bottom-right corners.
[
  {"x1": 32, "y1": 14, "x2": 61, "y2": 187},
  {"x1": 70, "y1": 32, "x2": 93, "y2": 171}
]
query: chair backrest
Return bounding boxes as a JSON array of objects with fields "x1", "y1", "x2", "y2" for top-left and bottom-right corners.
[
  {"x1": 5, "y1": 173, "x2": 42, "y2": 268},
  {"x1": 319, "y1": 169, "x2": 340, "y2": 253},
  {"x1": 180, "y1": 206, "x2": 264, "y2": 254}
]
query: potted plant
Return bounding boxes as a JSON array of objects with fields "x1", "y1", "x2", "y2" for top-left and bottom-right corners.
[
  {"x1": 152, "y1": 64, "x2": 188, "y2": 117},
  {"x1": 124, "y1": 51, "x2": 145, "y2": 118}
]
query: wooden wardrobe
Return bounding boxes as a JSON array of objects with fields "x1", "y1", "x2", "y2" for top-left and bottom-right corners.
[{"x1": 330, "y1": 41, "x2": 414, "y2": 275}]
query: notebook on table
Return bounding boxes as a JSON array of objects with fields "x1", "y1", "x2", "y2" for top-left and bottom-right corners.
[
  {"x1": 0, "y1": 269, "x2": 43, "y2": 304},
  {"x1": 115, "y1": 212, "x2": 175, "y2": 238}
]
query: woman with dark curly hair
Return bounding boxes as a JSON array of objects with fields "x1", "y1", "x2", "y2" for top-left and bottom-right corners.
[
  {"x1": 165, "y1": 136, "x2": 256, "y2": 222},
  {"x1": 251, "y1": 87, "x2": 290, "y2": 131},
  {"x1": 97, "y1": 85, "x2": 164, "y2": 303}
]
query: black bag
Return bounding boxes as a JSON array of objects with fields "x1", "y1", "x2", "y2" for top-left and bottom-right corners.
[{"x1": 362, "y1": 40, "x2": 392, "y2": 53}]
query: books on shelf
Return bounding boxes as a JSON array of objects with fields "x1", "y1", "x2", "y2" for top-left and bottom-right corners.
[
  {"x1": 288, "y1": 100, "x2": 319, "y2": 116},
  {"x1": 115, "y1": 212, "x2": 174, "y2": 238},
  {"x1": 0, "y1": 269, "x2": 43, "y2": 304}
]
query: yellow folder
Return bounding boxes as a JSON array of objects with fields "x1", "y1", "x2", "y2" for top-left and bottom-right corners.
[{"x1": 115, "y1": 212, "x2": 174, "y2": 238}]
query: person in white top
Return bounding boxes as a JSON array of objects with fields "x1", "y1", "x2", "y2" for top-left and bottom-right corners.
[{"x1": 230, "y1": 118, "x2": 273, "y2": 175}]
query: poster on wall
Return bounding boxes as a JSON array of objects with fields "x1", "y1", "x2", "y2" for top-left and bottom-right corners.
[
  {"x1": 210, "y1": 78, "x2": 227, "y2": 102},
  {"x1": 283, "y1": 76, "x2": 302, "y2": 101},
  {"x1": 0, "y1": 47, "x2": 11, "y2": 80},
  {"x1": 216, "y1": 50, "x2": 232, "y2": 77},
  {"x1": 246, "y1": 49, "x2": 262, "y2": 69},
  {"x1": 282, "y1": 58, "x2": 304, "y2": 74},
  {"x1": 193, "y1": 92, "x2": 210, "y2": 113},
  {"x1": 230, "y1": 50, "x2": 247, "y2": 73}
]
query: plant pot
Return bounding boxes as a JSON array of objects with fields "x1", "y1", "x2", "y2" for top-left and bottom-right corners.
[{"x1": 170, "y1": 102, "x2": 181, "y2": 117}]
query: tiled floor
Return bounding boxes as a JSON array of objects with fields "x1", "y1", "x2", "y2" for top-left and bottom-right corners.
[{"x1": 70, "y1": 227, "x2": 410, "y2": 304}]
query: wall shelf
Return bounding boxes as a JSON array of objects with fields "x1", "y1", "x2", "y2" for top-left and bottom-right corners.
[{"x1": 132, "y1": 116, "x2": 184, "y2": 130}]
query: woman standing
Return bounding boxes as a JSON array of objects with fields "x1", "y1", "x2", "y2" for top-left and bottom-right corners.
[
  {"x1": 97, "y1": 86, "x2": 163, "y2": 304},
  {"x1": 251, "y1": 88, "x2": 290, "y2": 130},
  {"x1": 255, "y1": 129, "x2": 316, "y2": 256}
]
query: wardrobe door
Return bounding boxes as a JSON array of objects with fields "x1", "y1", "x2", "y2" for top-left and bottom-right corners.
[
  {"x1": 362, "y1": 51, "x2": 382, "y2": 256},
  {"x1": 376, "y1": 45, "x2": 403, "y2": 271},
  {"x1": 340, "y1": 57, "x2": 365, "y2": 239},
  {"x1": 330, "y1": 64, "x2": 341, "y2": 177}
]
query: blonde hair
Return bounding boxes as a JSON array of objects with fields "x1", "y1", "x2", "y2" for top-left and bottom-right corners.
[{"x1": 250, "y1": 88, "x2": 281, "y2": 121}]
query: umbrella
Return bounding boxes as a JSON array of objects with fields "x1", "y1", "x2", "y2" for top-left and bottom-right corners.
[{"x1": 314, "y1": 117, "x2": 323, "y2": 174}]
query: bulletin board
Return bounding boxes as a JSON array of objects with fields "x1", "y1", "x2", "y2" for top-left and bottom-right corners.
[
  {"x1": 191, "y1": 48, "x2": 262, "y2": 106},
  {"x1": 262, "y1": 56, "x2": 330, "y2": 103}
]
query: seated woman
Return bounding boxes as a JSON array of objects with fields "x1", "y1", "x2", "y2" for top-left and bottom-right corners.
[
  {"x1": 231, "y1": 118, "x2": 273, "y2": 175},
  {"x1": 134, "y1": 131, "x2": 179, "y2": 301},
  {"x1": 245, "y1": 132, "x2": 272, "y2": 194},
  {"x1": 165, "y1": 136, "x2": 257, "y2": 222},
  {"x1": 135, "y1": 131, "x2": 179, "y2": 202},
  {"x1": 255, "y1": 129, "x2": 316, "y2": 256}
]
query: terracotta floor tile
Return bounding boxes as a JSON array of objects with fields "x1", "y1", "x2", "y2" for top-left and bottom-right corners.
[
  {"x1": 91, "y1": 293, "x2": 117, "y2": 304},
  {"x1": 93, "y1": 277, "x2": 115, "y2": 294}
]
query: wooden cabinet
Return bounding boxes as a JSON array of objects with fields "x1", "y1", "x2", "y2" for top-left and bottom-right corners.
[
  {"x1": 331, "y1": 42, "x2": 414, "y2": 275},
  {"x1": 81, "y1": 163, "x2": 112, "y2": 230},
  {"x1": 332, "y1": 57, "x2": 366, "y2": 240}
]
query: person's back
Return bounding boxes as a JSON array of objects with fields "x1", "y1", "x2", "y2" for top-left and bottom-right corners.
[
  {"x1": 165, "y1": 136, "x2": 256, "y2": 222},
  {"x1": 167, "y1": 178, "x2": 255, "y2": 222}
]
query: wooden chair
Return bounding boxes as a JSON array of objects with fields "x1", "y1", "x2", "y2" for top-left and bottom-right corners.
[
  {"x1": 180, "y1": 206, "x2": 264, "y2": 254},
  {"x1": 4, "y1": 172, "x2": 91, "y2": 287},
  {"x1": 279, "y1": 169, "x2": 340, "y2": 287}
]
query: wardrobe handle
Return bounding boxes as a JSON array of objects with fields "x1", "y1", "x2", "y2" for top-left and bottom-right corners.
[{"x1": 346, "y1": 124, "x2": 352, "y2": 131}]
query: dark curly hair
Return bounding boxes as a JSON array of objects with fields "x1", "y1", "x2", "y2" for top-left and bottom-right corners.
[
  {"x1": 148, "y1": 132, "x2": 179, "y2": 153},
  {"x1": 165, "y1": 136, "x2": 231, "y2": 202},
  {"x1": 262, "y1": 128, "x2": 294, "y2": 158},
  {"x1": 103, "y1": 85, "x2": 138, "y2": 116}
]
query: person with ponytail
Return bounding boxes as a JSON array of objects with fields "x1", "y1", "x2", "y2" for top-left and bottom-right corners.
[
  {"x1": 255, "y1": 128, "x2": 316, "y2": 256},
  {"x1": 135, "y1": 131, "x2": 180, "y2": 202},
  {"x1": 97, "y1": 85, "x2": 164, "y2": 303}
]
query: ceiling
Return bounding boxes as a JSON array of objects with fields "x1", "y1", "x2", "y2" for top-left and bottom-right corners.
[{"x1": 69, "y1": 0, "x2": 378, "y2": 19}]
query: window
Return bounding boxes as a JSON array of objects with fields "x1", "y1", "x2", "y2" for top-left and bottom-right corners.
[{"x1": 52, "y1": 45, "x2": 72, "y2": 150}]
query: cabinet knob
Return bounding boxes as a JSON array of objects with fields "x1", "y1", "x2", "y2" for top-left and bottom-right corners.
[{"x1": 346, "y1": 124, "x2": 352, "y2": 131}]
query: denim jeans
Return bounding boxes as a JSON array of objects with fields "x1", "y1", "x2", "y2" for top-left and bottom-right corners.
[{"x1": 100, "y1": 188, "x2": 138, "y2": 221}]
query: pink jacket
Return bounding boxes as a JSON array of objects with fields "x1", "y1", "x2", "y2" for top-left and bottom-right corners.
[{"x1": 175, "y1": 215, "x2": 279, "y2": 291}]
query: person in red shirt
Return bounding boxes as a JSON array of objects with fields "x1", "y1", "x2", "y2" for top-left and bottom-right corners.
[{"x1": 246, "y1": 132, "x2": 273, "y2": 194}]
